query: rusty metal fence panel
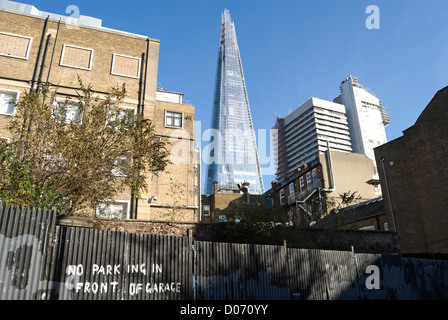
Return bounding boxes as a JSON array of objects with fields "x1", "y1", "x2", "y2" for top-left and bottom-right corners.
[
  {"x1": 0, "y1": 205, "x2": 55, "y2": 300},
  {"x1": 47, "y1": 225, "x2": 193, "y2": 300}
]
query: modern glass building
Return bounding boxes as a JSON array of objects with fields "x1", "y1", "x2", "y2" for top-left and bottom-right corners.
[{"x1": 204, "y1": 9, "x2": 264, "y2": 195}]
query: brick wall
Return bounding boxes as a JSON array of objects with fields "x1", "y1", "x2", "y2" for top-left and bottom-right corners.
[{"x1": 375, "y1": 86, "x2": 448, "y2": 254}]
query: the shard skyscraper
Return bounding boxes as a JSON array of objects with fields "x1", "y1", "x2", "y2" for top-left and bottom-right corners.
[{"x1": 205, "y1": 9, "x2": 264, "y2": 195}]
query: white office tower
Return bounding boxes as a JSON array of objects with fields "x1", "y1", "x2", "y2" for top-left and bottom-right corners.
[
  {"x1": 273, "y1": 98, "x2": 352, "y2": 183},
  {"x1": 334, "y1": 76, "x2": 390, "y2": 161}
]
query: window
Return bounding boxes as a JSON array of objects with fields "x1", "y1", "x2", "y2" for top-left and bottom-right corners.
[
  {"x1": 299, "y1": 176, "x2": 305, "y2": 194},
  {"x1": 202, "y1": 205, "x2": 210, "y2": 216},
  {"x1": 306, "y1": 172, "x2": 312, "y2": 190},
  {"x1": 0, "y1": 90, "x2": 19, "y2": 115},
  {"x1": 0, "y1": 32, "x2": 33, "y2": 60},
  {"x1": 165, "y1": 111, "x2": 182, "y2": 128},
  {"x1": 96, "y1": 200, "x2": 130, "y2": 219},
  {"x1": 312, "y1": 169, "x2": 318, "y2": 188},
  {"x1": 107, "y1": 106, "x2": 136, "y2": 127},
  {"x1": 289, "y1": 183, "x2": 295, "y2": 200},
  {"x1": 60, "y1": 44, "x2": 94, "y2": 70},
  {"x1": 111, "y1": 156, "x2": 131, "y2": 177},
  {"x1": 111, "y1": 54, "x2": 141, "y2": 79},
  {"x1": 279, "y1": 189, "x2": 285, "y2": 205},
  {"x1": 0, "y1": 137, "x2": 10, "y2": 144},
  {"x1": 52, "y1": 99, "x2": 81, "y2": 123}
]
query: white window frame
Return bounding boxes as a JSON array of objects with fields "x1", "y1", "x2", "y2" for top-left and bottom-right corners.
[
  {"x1": 60, "y1": 44, "x2": 94, "y2": 71},
  {"x1": 312, "y1": 168, "x2": 318, "y2": 188},
  {"x1": 289, "y1": 183, "x2": 295, "y2": 199},
  {"x1": 110, "y1": 53, "x2": 141, "y2": 79},
  {"x1": 0, "y1": 89, "x2": 20, "y2": 116},
  {"x1": 107, "y1": 105, "x2": 137, "y2": 127},
  {"x1": 299, "y1": 176, "x2": 305, "y2": 194},
  {"x1": 306, "y1": 172, "x2": 312, "y2": 190},
  {"x1": 279, "y1": 189, "x2": 285, "y2": 205},
  {"x1": 96, "y1": 200, "x2": 130, "y2": 219},
  {"x1": 0, "y1": 32, "x2": 33, "y2": 60},
  {"x1": 111, "y1": 156, "x2": 131, "y2": 177},
  {"x1": 164, "y1": 110, "x2": 183, "y2": 129},
  {"x1": 52, "y1": 97, "x2": 82, "y2": 123}
]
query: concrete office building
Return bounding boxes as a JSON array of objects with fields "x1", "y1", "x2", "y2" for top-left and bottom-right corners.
[
  {"x1": 0, "y1": 1, "x2": 200, "y2": 222},
  {"x1": 273, "y1": 97, "x2": 352, "y2": 184},
  {"x1": 334, "y1": 76, "x2": 390, "y2": 161}
]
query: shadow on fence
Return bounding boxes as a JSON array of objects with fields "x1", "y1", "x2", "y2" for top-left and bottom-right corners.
[{"x1": 1, "y1": 205, "x2": 448, "y2": 300}]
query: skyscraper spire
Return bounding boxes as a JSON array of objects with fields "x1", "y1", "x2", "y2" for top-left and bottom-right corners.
[{"x1": 205, "y1": 9, "x2": 264, "y2": 195}]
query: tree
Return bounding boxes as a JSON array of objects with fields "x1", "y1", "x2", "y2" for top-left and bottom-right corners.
[
  {"x1": 0, "y1": 79, "x2": 169, "y2": 216},
  {"x1": 220, "y1": 203, "x2": 291, "y2": 245}
]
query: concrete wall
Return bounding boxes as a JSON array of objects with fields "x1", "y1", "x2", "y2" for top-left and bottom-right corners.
[{"x1": 320, "y1": 151, "x2": 380, "y2": 208}]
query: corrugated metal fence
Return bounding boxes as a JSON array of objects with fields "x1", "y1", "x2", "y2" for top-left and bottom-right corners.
[{"x1": 1, "y1": 205, "x2": 448, "y2": 300}]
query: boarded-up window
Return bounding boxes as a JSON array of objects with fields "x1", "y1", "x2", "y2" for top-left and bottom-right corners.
[
  {"x1": 111, "y1": 54, "x2": 140, "y2": 78},
  {"x1": 0, "y1": 32, "x2": 33, "y2": 59},
  {"x1": 60, "y1": 44, "x2": 93, "y2": 70}
]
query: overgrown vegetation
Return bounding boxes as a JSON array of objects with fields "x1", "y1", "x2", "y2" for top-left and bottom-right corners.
[{"x1": 0, "y1": 79, "x2": 169, "y2": 216}]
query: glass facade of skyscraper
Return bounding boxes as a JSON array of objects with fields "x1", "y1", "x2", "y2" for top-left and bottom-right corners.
[{"x1": 205, "y1": 9, "x2": 264, "y2": 195}]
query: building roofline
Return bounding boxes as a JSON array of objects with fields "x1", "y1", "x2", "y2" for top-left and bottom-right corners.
[{"x1": 0, "y1": 1, "x2": 159, "y2": 42}]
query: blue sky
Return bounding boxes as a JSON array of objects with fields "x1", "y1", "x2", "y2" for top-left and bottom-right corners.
[{"x1": 25, "y1": 0, "x2": 448, "y2": 192}]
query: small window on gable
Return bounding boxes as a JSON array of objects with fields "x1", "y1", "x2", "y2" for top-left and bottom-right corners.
[
  {"x1": 165, "y1": 111, "x2": 183, "y2": 128},
  {"x1": 111, "y1": 54, "x2": 141, "y2": 79},
  {"x1": 0, "y1": 32, "x2": 33, "y2": 59},
  {"x1": 60, "y1": 44, "x2": 94, "y2": 70}
]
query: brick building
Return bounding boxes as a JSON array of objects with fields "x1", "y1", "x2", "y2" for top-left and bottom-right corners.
[
  {"x1": 0, "y1": 2, "x2": 200, "y2": 222},
  {"x1": 374, "y1": 86, "x2": 448, "y2": 254},
  {"x1": 265, "y1": 150, "x2": 381, "y2": 226}
]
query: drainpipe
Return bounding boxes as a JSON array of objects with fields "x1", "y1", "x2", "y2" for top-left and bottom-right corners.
[
  {"x1": 36, "y1": 34, "x2": 52, "y2": 92},
  {"x1": 380, "y1": 157, "x2": 398, "y2": 235},
  {"x1": 31, "y1": 16, "x2": 49, "y2": 93},
  {"x1": 45, "y1": 19, "x2": 61, "y2": 85},
  {"x1": 141, "y1": 38, "x2": 150, "y2": 116},
  {"x1": 137, "y1": 52, "x2": 145, "y2": 115},
  {"x1": 322, "y1": 140, "x2": 335, "y2": 192}
]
